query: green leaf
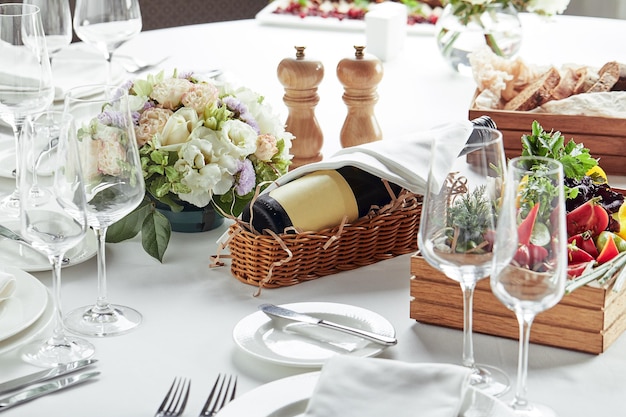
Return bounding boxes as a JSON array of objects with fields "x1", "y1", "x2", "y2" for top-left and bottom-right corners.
[
  {"x1": 140, "y1": 210, "x2": 171, "y2": 262},
  {"x1": 106, "y1": 199, "x2": 153, "y2": 243}
]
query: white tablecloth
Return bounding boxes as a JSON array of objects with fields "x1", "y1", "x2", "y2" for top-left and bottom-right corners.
[{"x1": 1, "y1": 13, "x2": 626, "y2": 417}]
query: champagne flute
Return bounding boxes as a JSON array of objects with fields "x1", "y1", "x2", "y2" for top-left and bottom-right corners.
[
  {"x1": 73, "y1": 0, "x2": 142, "y2": 83},
  {"x1": 23, "y1": 0, "x2": 72, "y2": 64},
  {"x1": 0, "y1": 3, "x2": 54, "y2": 216},
  {"x1": 491, "y1": 157, "x2": 567, "y2": 416},
  {"x1": 418, "y1": 127, "x2": 510, "y2": 396},
  {"x1": 18, "y1": 110, "x2": 95, "y2": 367},
  {"x1": 63, "y1": 84, "x2": 145, "y2": 337}
]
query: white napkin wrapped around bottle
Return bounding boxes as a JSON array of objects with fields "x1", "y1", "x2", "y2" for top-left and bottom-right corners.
[
  {"x1": 266, "y1": 120, "x2": 474, "y2": 197},
  {"x1": 303, "y1": 356, "x2": 514, "y2": 417},
  {"x1": 0, "y1": 270, "x2": 16, "y2": 303}
]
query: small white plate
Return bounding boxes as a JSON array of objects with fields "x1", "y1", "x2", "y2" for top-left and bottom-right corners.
[
  {"x1": 232, "y1": 302, "x2": 396, "y2": 368},
  {"x1": 0, "y1": 289, "x2": 54, "y2": 355},
  {"x1": 0, "y1": 220, "x2": 97, "y2": 272},
  {"x1": 0, "y1": 267, "x2": 48, "y2": 343},
  {"x1": 218, "y1": 371, "x2": 516, "y2": 417},
  {"x1": 255, "y1": 2, "x2": 437, "y2": 36}
]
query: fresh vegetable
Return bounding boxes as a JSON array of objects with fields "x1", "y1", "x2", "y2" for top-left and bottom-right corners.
[
  {"x1": 596, "y1": 231, "x2": 626, "y2": 253},
  {"x1": 521, "y1": 121, "x2": 598, "y2": 197},
  {"x1": 597, "y1": 233, "x2": 620, "y2": 264},
  {"x1": 518, "y1": 202, "x2": 540, "y2": 246},
  {"x1": 567, "y1": 245, "x2": 595, "y2": 263},
  {"x1": 566, "y1": 198, "x2": 609, "y2": 237},
  {"x1": 567, "y1": 231, "x2": 599, "y2": 258},
  {"x1": 567, "y1": 261, "x2": 594, "y2": 278}
]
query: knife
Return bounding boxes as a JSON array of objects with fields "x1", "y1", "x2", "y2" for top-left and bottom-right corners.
[
  {"x1": 259, "y1": 304, "x2": 397, "y2": 346},
  {"x1": 0, "y1": 224, "x2": 70, "y2": 266},
  {"x1": 0, "y1": 359, "x2": 97, "y2": 394},
  {"x1": 0, "y1": 370, "x2": 100, "y2": 412}
]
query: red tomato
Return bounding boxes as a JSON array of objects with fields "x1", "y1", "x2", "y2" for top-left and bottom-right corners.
[
  {"x1": 567, "y1": 245, "x2": 595, "y2": 263},
  {"x1": 567, "y1": 231, "x2": 599, "y2": 258},
  {"x1": 567, "y1": 261, "x2": 594, "y2": 278},
  {"x1": 591, "y1": 205, "x2": 610, "y2": 236}
]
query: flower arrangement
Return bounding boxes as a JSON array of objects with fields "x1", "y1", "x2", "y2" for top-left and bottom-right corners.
[
  {"x1": 106, "y1": 70, "x2": 293, "y2": 262},
  {"x1": 437, "y1": 0, "x2": 570, "y2": 65},
  {"x1": 444, "y1": 0, "x2": 570, "y2": 25}
]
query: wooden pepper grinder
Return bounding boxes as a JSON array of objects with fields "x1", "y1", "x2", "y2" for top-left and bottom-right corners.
[
  {"x1": 277, "y1": 46, "x2": 324, "y2": 169},
  {"x1": 337, "y1": 45, "x2": 384, "y2": 148}
]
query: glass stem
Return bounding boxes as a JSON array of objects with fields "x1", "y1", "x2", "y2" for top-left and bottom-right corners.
[
  {"x1": 512, "y1": 311, "x2": 535, "y2": 411},
  {"x1": 460, "y1": 281, "x2": 476, "y2": 369},
  {"x1": 49, "y1": 254, "x2": 68, "y2": 347},
  {"x1": 8, "y1": 117, "x2": 26, "y2": 200},
  {"x1": 94, "y1": 226, "x2": 112, "y2": 314}
]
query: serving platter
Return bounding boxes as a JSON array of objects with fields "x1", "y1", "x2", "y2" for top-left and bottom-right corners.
[{"x1": 255, "y1": 1, "x2": 438, "y2": 36}]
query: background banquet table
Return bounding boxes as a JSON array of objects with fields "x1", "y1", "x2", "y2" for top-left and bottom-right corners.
[{"x1": 1, "y1": 13, "x2": 626, "y2": 417}]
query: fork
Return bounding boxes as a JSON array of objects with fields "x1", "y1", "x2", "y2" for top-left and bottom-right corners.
[
  {"x1": 198, "y1": 374, "x2": 237, "y2": 416},
  {"x1": 115, "y1": 55, "x2": 169, "y2": 73},
  {"x1": 155, "y1": 377, "x2": 191, "y2": 417}
]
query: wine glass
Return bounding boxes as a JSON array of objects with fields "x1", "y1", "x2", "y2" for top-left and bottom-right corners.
[
  {"x1": 18, "y1": 110, "x2": 95, "y2": 367},
  {"x1": 63, "y1": 84, "x2": 146, "y2": 337},
  {"x1": 491, "y1": 157, "x2": 567, "y2": 416},
  {"x1": 418, "y1": 126, "x2": 510, "y2": 396},
  {"x1": 0, "y1": 3, "x2": 54, "y2": 216},
  {"x1": 23, "y1": 0, "x2": 72, "y2": 64},
  {"x1": 73, "y1": 0, "x2": 142, "y2": 83}
]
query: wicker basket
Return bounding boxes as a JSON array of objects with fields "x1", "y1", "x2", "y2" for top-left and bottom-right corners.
[{"x1": 221, "y1": 190, "x2": 422, "y2": 290}]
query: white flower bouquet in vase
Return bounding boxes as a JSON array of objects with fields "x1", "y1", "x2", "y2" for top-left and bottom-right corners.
[{"x1": 106, "y1": 70, "x2": 294, "y2": 262}]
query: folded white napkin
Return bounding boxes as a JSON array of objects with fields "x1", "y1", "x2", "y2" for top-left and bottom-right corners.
[
  {"x1": 52, "y1": 46, "x2": 127, "y2": 100},
  {"x1": 0, "y1": 270, "x2": 16, "y2": 303},
  {"x1": 303, "y1": 356, "x2": 472, "y2": 417},
  {"x1": 269, "y1": 120, "x2": 473, "y2": 196}
]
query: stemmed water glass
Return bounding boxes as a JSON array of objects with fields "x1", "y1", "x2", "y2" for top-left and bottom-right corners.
[
  {"x1": 23, "y1": 0, "x2": 72, "y2": 64},
  {"x1": 0, "y1": 3, "x2": 54, "y2": 216},
  {"x1": 18, "y1": 110, "x2": 95, "y2": 367},
  {"x1": 73, "y1": 0, "x2": 142, "y2": 83},
  {"x1": 418, "y1": 126, "x2": 510, "y2": 397},
  {"x1": 491, "y1": 157, "x2": 567, "y2": 416},
  {"x1": 63, "y1": 84, "x2": 145, "y2": 337}
]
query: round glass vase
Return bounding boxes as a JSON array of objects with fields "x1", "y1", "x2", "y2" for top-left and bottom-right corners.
[
  {"x1": 154, "y1": 200, "x2": 225, "y2": 233},
  {"x1": 435, "y1": 3, "x2": 522, "y2": 75}
]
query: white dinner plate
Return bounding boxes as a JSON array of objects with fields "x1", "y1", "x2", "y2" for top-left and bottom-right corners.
[
  {"x1": 218, "y1": 371, "x2": 516, "y2": 417},
  {"x1": 0, "y1": 220, "x2": 97, "y2": 272},
  {"x1": 0, "y1": 289, "x2": 54, "y2": 355},
  {"x1": 233, "y1": 302, "x2": 396, "y2": 368},
  {"x1": 0, "y1": 267, "x2": 48, "y2": 343},
  {"x1": 255, "y1": 2, "x2": 436, "y2": 36}
]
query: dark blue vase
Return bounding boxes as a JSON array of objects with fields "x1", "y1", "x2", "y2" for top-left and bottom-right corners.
[{"x1": 154, "y1": 200, "x2": 224, "y2": 233}]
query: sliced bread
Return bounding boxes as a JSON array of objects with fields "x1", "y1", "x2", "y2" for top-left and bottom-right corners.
[{"x1": 503, "y1": 67, "x2": 561, "y2": 111}]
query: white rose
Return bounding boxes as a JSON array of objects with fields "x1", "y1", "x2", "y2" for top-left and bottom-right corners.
[
  {"x1": 150, "y1": 78, "x2": 194, "y2": 109},
  {"x1": 174, "y1": 138, "x2": 236, "y2": 207},
  {"x1": 160, "y1": 107, "x2": 199, "y2": 146},
  {"x1": 219, "y1": 119, "x2": 257, "y2": 158}
]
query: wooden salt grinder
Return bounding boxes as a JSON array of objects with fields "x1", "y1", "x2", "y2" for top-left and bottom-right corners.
[
  {"x1": 337, "y1": 45, "x2": 384, "y2": 148},
  {"x1": 277, "y1": 46, "x2": 324, "y2": 169}
]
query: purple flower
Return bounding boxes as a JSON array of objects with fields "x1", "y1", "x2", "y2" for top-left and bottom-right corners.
[
  {"x1": 221, "y1": 96, "x2": 260, "y2": 134},
  {"x1": 234, "y1": 159, "x2": 255, "y2": 196},
  {"x1": 97, "y1": 110, "x2": 127, "y2": 128}
]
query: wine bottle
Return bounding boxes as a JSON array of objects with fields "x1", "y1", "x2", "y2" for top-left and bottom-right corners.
[{"x1": 241, "y1": 116, "x2": 497, "y2": 234}]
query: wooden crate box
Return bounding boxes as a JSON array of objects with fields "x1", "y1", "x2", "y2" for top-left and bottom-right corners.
[
  {"x1": 468, "y1": 107, "x2": 626, "y2": 176},
  {"x1": 409, "y1": 254, "x2": 626, "y2": 354}
]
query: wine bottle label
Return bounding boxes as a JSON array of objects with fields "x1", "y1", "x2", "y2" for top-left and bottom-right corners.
[{"x1": 269, "y1": 170, "x2": 359, "y2": 231}]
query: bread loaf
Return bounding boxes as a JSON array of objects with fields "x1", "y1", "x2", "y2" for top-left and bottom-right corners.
[
  {"x1": 504, "y1": 67, "x2": 561, "y2": 111},
  {"x1": 550, "y1": 67, "x2": 580, "y2": 100},
  {"x1": 611, "y1": 62, "x2": 626, "y2": 91},
  {"x1": 572, "y1": 66, "x2": 599, "y2": 94},
  {"x1": 586, "y1": 61, "x2": 620, "y2": 93}
]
